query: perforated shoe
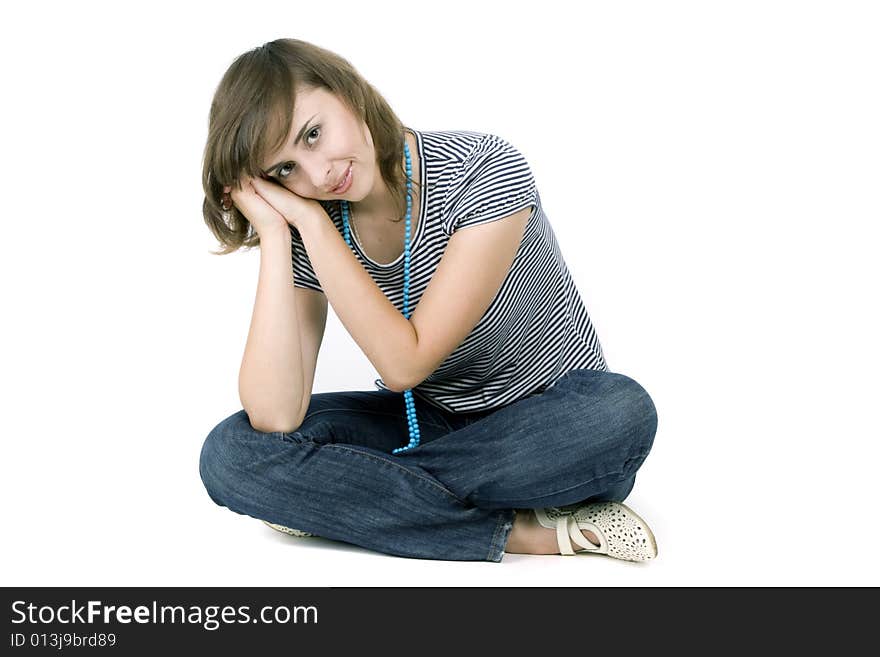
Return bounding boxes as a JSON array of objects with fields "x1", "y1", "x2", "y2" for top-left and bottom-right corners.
[
  {"x1": 262, "y1": 521, "x2": 314, "y2": 538},
  {"x1": 533, "y1": 501, "x2": 657, "y2": 561}
]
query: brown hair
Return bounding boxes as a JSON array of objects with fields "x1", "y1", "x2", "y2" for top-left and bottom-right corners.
[{"x1": 201, "y1": 38, "x2": 420, "y2": 255}]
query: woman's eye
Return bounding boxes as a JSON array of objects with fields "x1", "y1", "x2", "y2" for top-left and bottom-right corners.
[{"x1": 277, "y1": 126, "x2": 321, "y2": 179}]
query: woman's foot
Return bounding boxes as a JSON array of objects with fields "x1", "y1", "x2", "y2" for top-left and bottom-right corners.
[
  {"x1": 505, "y1": 509, "x2": 600, "y2": 555},
  {"x1": 533, "y1": 502, "x2": 658, "y2": 561}
]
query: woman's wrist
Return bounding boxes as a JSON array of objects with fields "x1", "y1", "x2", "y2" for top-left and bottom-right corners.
[
  {"x1": 293, "y1": 209, "x2": 331, "y2": 241},
  {"x1": 257, "y1": 222, "x2": 292, "y2": 244}
]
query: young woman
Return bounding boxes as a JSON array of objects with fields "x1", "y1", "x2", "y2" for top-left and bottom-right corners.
[{"x1": 198, "y1": 38, "x2": 659, "y2": 563}]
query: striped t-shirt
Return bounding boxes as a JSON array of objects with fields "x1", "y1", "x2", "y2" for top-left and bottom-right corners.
[{"x1": 290, "y1": 129, "x2": 608, "y2": 413}]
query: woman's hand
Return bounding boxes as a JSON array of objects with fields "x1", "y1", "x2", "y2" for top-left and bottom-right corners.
[
  {"x1": 224, "y1": 178, "x2": 288, "y2": 238},
  {"x1": 249, "y1": 176, "x2": 326, "y2": 232},
  {"x1": 224, "y1": 176, "x2": 326, "y2": 237}
]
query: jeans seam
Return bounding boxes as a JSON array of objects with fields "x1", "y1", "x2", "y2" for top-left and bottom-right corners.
[
  {"x1": 326, "y1": 444, "x2": 468, "y2": 507},
  {"x1": 487, "y1": 509, "x2": 516, "y2": 562}
]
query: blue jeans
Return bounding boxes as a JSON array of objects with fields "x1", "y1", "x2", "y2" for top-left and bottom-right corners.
[{"x1": 198, "y1": 368, "x2": 658, "y2": 562}]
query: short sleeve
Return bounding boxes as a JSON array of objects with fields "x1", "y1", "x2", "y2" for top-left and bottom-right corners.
[
  {"x1": 441, "y1": 134, "x2": 537, "y2": 236},
  {"x1": 289, "y1": 225, "x2": 323, "y2": 293}
]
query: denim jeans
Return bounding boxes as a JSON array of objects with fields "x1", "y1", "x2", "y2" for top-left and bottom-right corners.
[{"x1": 199, "y1": 368, "x2": 658, "y2": 562}]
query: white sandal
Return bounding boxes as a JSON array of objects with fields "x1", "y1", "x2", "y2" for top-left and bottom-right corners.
[
  {"x1": 533, "y1": 501, "x2": 657, "y2": 562},
  {"x1": 263, "y1": 521, "x2": 314, "y2": 538}
]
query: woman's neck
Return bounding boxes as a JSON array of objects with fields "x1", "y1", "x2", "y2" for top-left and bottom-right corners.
[{"x1": 352, "y1": 130, "x2": 416, "y2": 223}]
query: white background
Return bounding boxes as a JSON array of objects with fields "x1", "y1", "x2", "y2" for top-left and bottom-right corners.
[{"x1": 1, "y1": 0, "x2": 877, "y2": 586}]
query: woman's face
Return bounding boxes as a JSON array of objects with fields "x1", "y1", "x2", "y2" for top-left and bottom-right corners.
[{"x1": 260, "y1": 85, "x2": 375, "y2": 201}]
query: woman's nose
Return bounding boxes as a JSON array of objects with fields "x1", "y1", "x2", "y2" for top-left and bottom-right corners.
[
  {"x1": 300, "y1": 158, "x2": 332, "y2": 192},
  {"x1": 310, "y1": 167, "x2": 332, "y2": 192}
]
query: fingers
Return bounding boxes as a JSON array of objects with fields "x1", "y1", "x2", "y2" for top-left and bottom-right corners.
[
  {"x1": 227, "y1": 175, "x2": 261, "y2": 196},
  {"x1": 223, "y1": 176, "x2": 280, "y2": 217},
  {"x1": 249, "y1": 176, "x2": 286, "y2": 202},
  {"x1": 227, "y1": 177, "x2": 256, "y2": 203},
  {"x1": 228, "y1": 177, "x2": 275, "y2": 215}
]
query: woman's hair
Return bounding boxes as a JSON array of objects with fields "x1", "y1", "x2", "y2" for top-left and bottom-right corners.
[{"x1": 201, "y1": 38, "x2": 419, "y2": 255}]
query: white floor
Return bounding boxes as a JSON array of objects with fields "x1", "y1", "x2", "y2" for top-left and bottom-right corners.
[{"x1": 5, "y1": 418, "x2": 875, "y2": 587}]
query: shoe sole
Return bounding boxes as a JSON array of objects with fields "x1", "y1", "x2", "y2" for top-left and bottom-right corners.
[{"x1": 263, "y1": 521, "x2": 314, "y2": 538}]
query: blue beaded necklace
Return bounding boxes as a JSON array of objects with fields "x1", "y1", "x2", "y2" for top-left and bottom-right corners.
[{"x1": 340, "y1": 139, "x2": 421, "y2": 454}]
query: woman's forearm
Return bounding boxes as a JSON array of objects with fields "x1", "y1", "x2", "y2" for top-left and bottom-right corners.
[
  {"x1": 297, "y1": 214, "x2": 417, "y2": 392},
  {"x1": 238, "y1": 227, "x2": 305, "y2": 432}
]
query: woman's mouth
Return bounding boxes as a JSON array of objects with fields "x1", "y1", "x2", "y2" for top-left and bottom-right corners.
[{"x1": 332, "y1": 164, "x2": 353, "y2": 194}]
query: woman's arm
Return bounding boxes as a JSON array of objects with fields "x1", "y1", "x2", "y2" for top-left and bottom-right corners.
[
  {"x1": 247, "y1": 176, "x2": 527, "y2": 393},
  {"x1": 295, "y1": 213, "x2": 418, "y2": 392},
  {"x1": 238, "y1": 225, "x2": 306, "y2": 432}
]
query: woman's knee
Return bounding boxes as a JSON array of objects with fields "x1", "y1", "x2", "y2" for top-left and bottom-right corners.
[
  {"x1": 609, "y1": 373, "x2": 658, "y2": 456},
  {"x1": 198, "y1": 410, "x2": 269, "y2": 506},
  {"x1": 566, "y1": 369, "x2": 658, "y2": 456}
]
